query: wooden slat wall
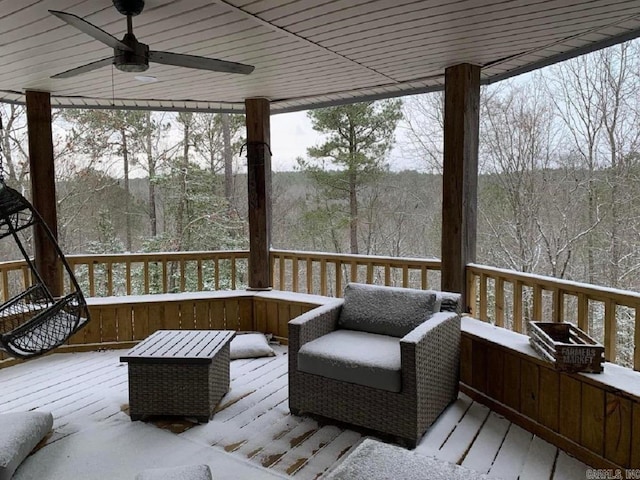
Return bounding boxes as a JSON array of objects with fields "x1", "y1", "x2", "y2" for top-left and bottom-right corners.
[
  {"x1": 77, "y1": 296, "x2": 258, "y2": 343},
  {"x1": 1, "y1": 292, "x2": 325, "y2": 368},
  {"x1": 460, "y1": 330, "x2": 640, "y2": 469},
  {"x1": 253, "y1": 297, "x2": 316, "y2": 342}
]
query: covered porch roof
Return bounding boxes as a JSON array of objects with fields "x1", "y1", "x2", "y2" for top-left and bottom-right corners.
[{"x1": 2, "y1": 0, "x2": 640, "y2": 113}]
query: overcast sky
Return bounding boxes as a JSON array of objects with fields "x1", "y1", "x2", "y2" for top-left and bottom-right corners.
[
  {"x1": 269, "y1": 109, "x2": 418, "y2": 172},
  {"x1": 270, "y1": 111, "x2": 322, "y2": 171}
]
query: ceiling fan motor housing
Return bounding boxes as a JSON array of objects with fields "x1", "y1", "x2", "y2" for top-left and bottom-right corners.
[
  {"x1": 113, "y1": 0, "x2": 145, "y2": 16},
  {"x1": 114, "y1": 33, "x2": 149, "y2": 72}
]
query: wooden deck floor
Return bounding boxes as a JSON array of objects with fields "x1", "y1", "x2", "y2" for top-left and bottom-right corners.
[{"x1": 0, "y1": 346, "x2": 590, "y2": 479}]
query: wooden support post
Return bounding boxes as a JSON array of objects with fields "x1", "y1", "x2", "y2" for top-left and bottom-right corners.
[
  {"x1": 441, "y1": 63, "x2": 480, "y2": 312},
  {"x1": 25, "y1": 90, "x2": 62, "y2": 297},
  {"x1": 245, "y1": 98, "x2": 272, "y2": 290}
]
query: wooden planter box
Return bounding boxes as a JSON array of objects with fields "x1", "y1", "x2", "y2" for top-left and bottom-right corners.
[{"x1": 529, "y1": 322, "x2": 604, "y2": 373}]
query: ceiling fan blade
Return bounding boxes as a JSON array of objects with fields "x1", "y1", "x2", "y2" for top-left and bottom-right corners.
[
  {"x1": 149, "y1": 51, "x2": 254, "y2": 75},
  {"x1": 51, "y1": 57, "x2": 114, "y2": 79},
  {"x1": 49, "y1": 10, "x2": 132, "y2": 51}
]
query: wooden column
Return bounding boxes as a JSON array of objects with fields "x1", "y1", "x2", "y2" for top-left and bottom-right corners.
[
  {"x1": 245, "y1": 98, "x2": 272, "y2": 290},
  {"x1": 441, "y1": 64, "x2": 480, "y2": 312},
  {"x1": 26, "y1": 90, "x2": 62, "y2": 296}
]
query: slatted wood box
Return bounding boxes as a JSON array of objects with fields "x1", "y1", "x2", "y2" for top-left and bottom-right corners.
[{"x1": 529, "y1": 321, "x2": 604, "y2": 373}]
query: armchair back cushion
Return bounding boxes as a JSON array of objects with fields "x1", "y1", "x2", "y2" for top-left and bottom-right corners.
[{"x1": 338, "y1": 283, "x2": 437, "y2": 338}]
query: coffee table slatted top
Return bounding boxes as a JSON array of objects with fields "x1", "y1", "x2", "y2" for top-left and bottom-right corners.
[{"x1": 120, "y1": 330, "x2": 235, "y2": 365}]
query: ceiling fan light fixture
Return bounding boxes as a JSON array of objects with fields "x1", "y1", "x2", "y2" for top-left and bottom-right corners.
[
  {"x1": 117, "y1": 62, "x2": 148, "y2": 73},
  {"x1": 134, "y1": 75, "x2": 158, "y2": 83}
]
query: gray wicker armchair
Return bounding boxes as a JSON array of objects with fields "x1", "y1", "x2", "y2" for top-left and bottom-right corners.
[{"x1": 288, "y1": 283, "x2": 461, "y2": 448}]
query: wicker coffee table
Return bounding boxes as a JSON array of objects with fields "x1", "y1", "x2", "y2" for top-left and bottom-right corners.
[{"x1": 120, "y1": 329, "x2": 235, "y2": 422}]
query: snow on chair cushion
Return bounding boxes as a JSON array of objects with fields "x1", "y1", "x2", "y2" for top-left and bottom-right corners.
[
  {"x1": 135, "y1": 464, "x2": 212, "y2": 480},
  {"x1": 298, "y1": 330, "x2": 402, "y2": 392},
  {"x1": 338, "y1": 283, "x2": 437, "y2": 338},
  {"x1": 0, "y1": 411, "x2": 53, "y2": 480}
]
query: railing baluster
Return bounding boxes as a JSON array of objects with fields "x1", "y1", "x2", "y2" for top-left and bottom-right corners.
[
  {"x1": 578, "y1": 293, "x2": 588, "y2": 333},
  {"x1": 306, "y1": 258, "x2": 313, "y2": 294},
  {"x1": 320, "y1": 259, "x2": 327, "y2": 296},
  {"x1": 604, "y1": 299, "x2": 616, "y2": 363},
  {"x1": 552, "y1": 289, "x2": 563, "y2": 323},
  {"x1": 126, "y1": 262, "x2": 132, "y2": 295},
  {"x1": 513, "y1": 280, "x2": 523, "y2": 333},
  {"x1": 495, "y1": 277, "x2": 504, "y2": 328},
  {"x1": 162, "y1": 261, "x2": 168, "y2": 293},
  {"x1": 466, "y1": 269, "x2": 477, "y2": 316},
  {"x1": 350, "y1": 262, "x2": 357, "y2": 283},
  {"x1": 88, "y1": 262, "x2": 95, "y2": 297},
  {"x1": 197, "y1": 260, "x2": 203, "y2": 291},
  {"x1": 402, "y1": 265, "x2": 409, "y2": 288},
  {"x1": 533, "y1": 284, "x2": 542, "y2": 321},
  {"x1": 479, "y1": 273, "x2": 488, "y2": 321},
  {"x1": 1, "y1": 269, "x2": 8, "y2": 302},
  {"x1": 384, "y1": 264, "x2": 391, "y2": 286},
  {"x1": 214, "y1": 257, "x2": 220, "y2": 290},
  {"x1": 292, "y1": 258, "x2": 299, "y2": 292},
  {"x1": 143, "y1": 261, "x2": 149, "y2": 294},
  {"x1": 335, "y1": 261, "x2": 342, "y2": 296},
  {"x1": 231, "y1": 255, "x2": 237, "y2": 289},
  {"x1": 179, "y1": 261, "x2": 186, "y2": 292},
  {"x1": 107, "y1": 262, "x2": 113, "y2": 296},
  {"x1": 421, "y1": 266, "x2": 428, "y2": 290},
  {"x1": 21, "y1": 266, "x2": 30, "y2": 289},
  {"x1": 279, "y1": 255, "x2": 285, "y2": 290}
]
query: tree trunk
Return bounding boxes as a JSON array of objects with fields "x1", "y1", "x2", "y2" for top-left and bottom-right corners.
[
  {"x1": 176, "y1": 123, "x2": 190, "y2": 251},
  {"x1": 1, "y1": 106, "x2": 18, "y2": 185},
  {"x1": 222, "y1": 113, "x2": 234, "y2": 212},
  {"x1": 146, "y1": 113, "x2": 157, "y2": 238},
  {"x1": 349, "y1": 168, "x2": 358, "y2": 254},
  {"x1": 121, "y1": 127, "x2": 132, "y2": 252}
]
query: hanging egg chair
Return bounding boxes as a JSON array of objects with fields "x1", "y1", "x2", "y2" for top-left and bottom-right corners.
[{"x1": 0, "y1": 117, "x2": 89, "y2": 359}]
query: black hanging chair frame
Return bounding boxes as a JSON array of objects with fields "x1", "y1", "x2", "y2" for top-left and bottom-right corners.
[{"x1": 0, "y1": 178, "x2": 90, "y2": 359}]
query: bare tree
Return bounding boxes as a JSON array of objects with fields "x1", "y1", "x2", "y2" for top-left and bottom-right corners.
[{"x1": 402, "y1": 93, "x2": 445, "y2": 173}]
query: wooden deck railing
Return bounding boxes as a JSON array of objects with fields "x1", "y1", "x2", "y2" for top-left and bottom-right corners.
[
  {"x1": 467, "y1": 263, "x2": 640, "y2": 370},
  {"x1": 0, "y1": 250, "x2": 637, "y2": 370},
  {"x1": 66, "y1": 251, "x2": 250, "y2": 297},
  {"x1": 269, "y1": 249, "x2": 441, "y2": 296}
]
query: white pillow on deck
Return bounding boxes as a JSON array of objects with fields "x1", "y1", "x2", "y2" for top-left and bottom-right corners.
[
  {"x1": 0, "y1": 411, "x2": 53, "y2": 480},
  {"x1": 230, "y1": 333, "x2": 275, "y2": 360}
]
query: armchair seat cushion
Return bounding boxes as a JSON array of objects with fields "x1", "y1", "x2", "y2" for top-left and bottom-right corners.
[
  {"x1": 338, "y1": 283, "x2": 437, "y2": 337},
  {"x1": 297, "y1": 329, "x2": 401, "y2": 393}
]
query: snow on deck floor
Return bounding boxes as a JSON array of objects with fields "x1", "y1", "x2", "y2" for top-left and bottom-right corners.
[{"x1": 0, "y1": 346, "x2": 590, "y2": 479}]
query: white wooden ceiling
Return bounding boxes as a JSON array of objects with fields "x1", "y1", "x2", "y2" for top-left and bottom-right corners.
[{"x1": 1, "y1": 0, "x2": 640, "y2": 113}]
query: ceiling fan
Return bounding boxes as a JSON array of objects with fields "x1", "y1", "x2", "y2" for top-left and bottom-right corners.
[{"x1": 49, "y1": 0, "x2": 255, "y2": 79}]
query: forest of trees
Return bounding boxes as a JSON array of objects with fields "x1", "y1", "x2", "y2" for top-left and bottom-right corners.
[{"x1": 1, "y1": 41, "x2": 640, "y2": 341}]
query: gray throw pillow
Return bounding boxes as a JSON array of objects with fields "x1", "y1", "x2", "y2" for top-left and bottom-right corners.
[{"x1": 338, "y1": 283, "x2": 437, "y2": 337}]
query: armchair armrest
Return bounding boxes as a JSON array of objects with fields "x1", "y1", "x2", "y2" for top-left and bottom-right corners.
[
  {"x1": 401, "y1": 311, "x2": 460, "y2": 346},
  {"x1": 400, "y1": 311, "x2": 461, "y2": 433},
  {"x1": 288, "y1": 300, "x2": 343, "y2": 395},
  {"x1": 288, "y1": 299, "x2": 344, "y2": 354}
]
